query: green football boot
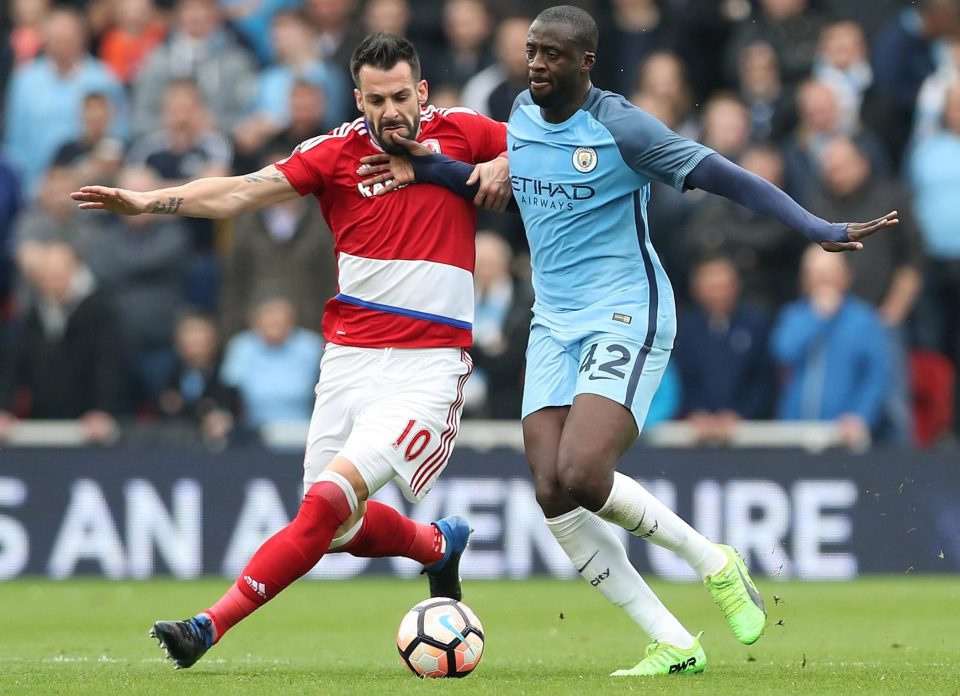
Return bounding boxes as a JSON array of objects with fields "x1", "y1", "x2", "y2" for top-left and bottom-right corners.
[
  {"x1": 610, "y1": 633, "x2": 706, "y2": 677},
  {"x1": 705, "y1": 544, "x2": 766, "y2": 645}
]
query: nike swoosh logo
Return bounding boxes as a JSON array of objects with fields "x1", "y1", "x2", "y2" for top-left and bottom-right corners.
[
  {"x1": 737, "y1": 564, "x2": 766, "y2": 611},
  {"x1": 438, "y1": 614, "x2": 477, "y2": 658},
  {"x1": 511, "y1": 142, "x2": 532, "y2": 151},
  {"x1": 587, "y1": 374, "x2": 616, "y2": 381},
  {"x1": 576, "y1": 550, "x2": 599, "y2": 574}
]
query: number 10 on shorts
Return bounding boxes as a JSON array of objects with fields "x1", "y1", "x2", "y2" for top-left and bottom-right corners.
[{"x1": 392, "y1": 420, "x2": 432, "y2": 462}]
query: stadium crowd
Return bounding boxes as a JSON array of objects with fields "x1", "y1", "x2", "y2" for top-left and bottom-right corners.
[{"x1": 0, "y1": 0, "x2": 958, "y2": 449}]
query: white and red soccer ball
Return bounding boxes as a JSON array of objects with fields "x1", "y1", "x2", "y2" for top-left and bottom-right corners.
[{"x1": 396, "y1": 598, "x2": 484, "y2": 678}]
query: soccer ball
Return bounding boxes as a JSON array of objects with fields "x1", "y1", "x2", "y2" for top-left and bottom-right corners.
[{"x1": 396, "y1": 598, "x2": 485, "y2": 678}]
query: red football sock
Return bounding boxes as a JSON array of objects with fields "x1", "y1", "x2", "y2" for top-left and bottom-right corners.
[
  {"x1": 336, "y1": 500, "x2": 445, "y2": 566},
  {"x1": 203, "y1": 479, "x2": 352, "y2": 641}
]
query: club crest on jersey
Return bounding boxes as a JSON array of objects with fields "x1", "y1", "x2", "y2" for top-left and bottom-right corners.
[
  {"x1": 572, "y1": 147, "x2": 598, "y2": 173},
  {"x1": 422, "y1": 138, "x2": 442, "y2": 154}
]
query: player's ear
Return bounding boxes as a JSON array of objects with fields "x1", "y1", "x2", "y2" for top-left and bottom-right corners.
[
  {"x1": 354, "y1": 88, "x2": 363, "y2": 113},
  {"x1": 582, "y1": 52, "x2": 596, "y2": 73},
  {"x1": 417, "y1": 79, "x2": 429, "y2": 106}
]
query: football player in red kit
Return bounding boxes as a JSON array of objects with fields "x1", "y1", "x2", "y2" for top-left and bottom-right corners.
[{"x1": 71, "y1": 33, "x2": 510, "y2": 669}]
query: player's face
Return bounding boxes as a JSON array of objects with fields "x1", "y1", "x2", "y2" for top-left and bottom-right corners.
[
  {"x1": 355, "y1": 62, "x2": 428, "y2": 155},
  {"x1": 525, "y1": 21, "x2": 594, "y2": 111}
]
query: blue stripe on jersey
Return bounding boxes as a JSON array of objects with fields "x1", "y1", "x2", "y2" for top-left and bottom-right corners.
[
  {"x1": 624, "y1": 190, "x2": 658, "y2": 408},
  {"x1": 335, "y1": 294, "x2": 473, "y2": 330}
]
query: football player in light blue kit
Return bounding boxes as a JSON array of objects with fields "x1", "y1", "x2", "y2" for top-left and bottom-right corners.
[{"x1": 357, "y1": 6, "x2": 898, "y2": 676}]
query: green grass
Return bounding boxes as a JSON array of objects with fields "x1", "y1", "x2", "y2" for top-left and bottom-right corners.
[{"x1": 2, "y1": 577, "x2": 959, "y2": 694}]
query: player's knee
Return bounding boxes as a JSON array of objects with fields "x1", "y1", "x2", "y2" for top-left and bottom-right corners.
[
  {"x1": 532, "y1": 476, "x2": 567, "y2": 514},
  {"x1": 556, "y1": 450, "x2": 611, "y2": 510}
]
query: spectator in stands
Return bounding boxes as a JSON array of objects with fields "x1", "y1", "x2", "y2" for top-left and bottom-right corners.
[
  {"x1": 159, "y1": 309, "x2": 238, "y2": 444},
  {"x1": 812, "y1": 19, "x2": 900, "y2": 167},
  {"x1": 52, "y1": 92, "x2": 124, "y2": 187},
  {"x1": 7, "y1": 0, "x2": 48, "y2": 67},
  {"x1": 219, "y1": 149, "x2": 337, "y2": 337},
  {"x1": 0, "y1": 155, "x2": 20, "y2": 317},
  {"x1": 125, "y1": 79, "x2": 233, "y2": 310},
  {"x1": 220, "y1": 293, "x2": 323, "y2": 430},
  {"x1": 257, "y1": 81, "x2": 329, "y2": 168},
  {"x1": 872, "y1": 0, "x2": 960, "y2": 166},
  {"x1": 3, "y1": 7, "x2": 127, "y2": 195},
  {"x1": 699, "y1": 92, "x2": 753, "y2": 162},
  {"x1": 683, "y1": 143, "x2": 805, "y2": 311},
  {"x1": 725, "y1": 0, "x2": 825, "y2": 89},
  {"x1": 12, "y1": 166, "x2": 103, "y2": 283},
  {"x1": 303, "y1": 0, "x2": 364, "y2": 73},
  {"x1": 362, "y1": 0, "x2": 411, "y2": 37},
  {"x1": 220, "y1": 0, "x2": 298, "y2": 66},
  {"x1": 913, "y1": 37, "x2": 960, "y2": 141},
  {"x1": 675, "y1": 255, "x2": 775, "y2": 444},
  {"x1": 0, "y1": 239, "x2": 122, "y2": 443},
  {"x1": 596, "y1": 0, "x2": 672, "y2": 96},
  {"x1": 232, "y1": 10, "x2": 347, "y2": 164},
  {"x1": 735, "y1": 39, "x2": 795, "y2": 143},
  {"x1": 810, "y1": 137, "x2": 923, "y2": 445},
  {"x1": 0, "y1": 31, "x2": 11, "y2": 128},
  {"x1": 132, "y1": 0, "x2": 257, "y2": 135},
  {"x1": 630, "y1": 50, "x2": 698, "y2": 139},
  {"x1": 632, "y1": 51, "x2": 704, "y2": 294},
  {"x1": 782, "y1": 78, "x2": 890, "y2": 206},
  {"x1": 86, "y1": 167, "x2": 191, "y2": 406},
  {"x1": 464, "y1": 231, "x2": 533, "y2": 420},
  {"x1": 820, "y1": 0, "x2": 902, "y2": 36},
  {"x1": 424, "y1": 0, "x2": 493, "y2": 88},
  {"x1": 461, "y1": 15, "x2": 530, "y2": 122},
  {"x1": 908, "y1": 80, "x2": 960, "y2": 436},
  {"x1": 771, "y1": 246, "x2": 890, "y2": 447},
  {"x1": 98, "y1": 0, "x2": 166, "y2": 86}
]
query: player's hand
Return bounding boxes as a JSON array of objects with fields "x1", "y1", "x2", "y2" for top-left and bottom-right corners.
[
  {"x1": 0, "y1": 411, "x2": 17, "y2": 441},
  {"x1": 467, "y1": 156, "x2": 511, "y2": 212},
  {"x1": 836, "y1": 413, "x2": 870, "y2": 451},
  {"x1": 80, "y1": 410, "x2": 119, "y2": 444},
  {"x1": 71, "y1": 186, "x2": 149, "y2": 215},
  {"x1": 358, "y1": 136, "x2": 439, "y2": 195},
  {"x1": 819, "y1": 210, "x2": 899, "y2": 252},
  {"x1": 357, "y1": 153, "x2": 414, "y2": 194}
]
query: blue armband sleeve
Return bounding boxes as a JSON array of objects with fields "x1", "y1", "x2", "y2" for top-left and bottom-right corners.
[
  {"x1": 411, "y1": 153, "x2": 479, "y2": 199},
  {"x1": 411, "y1": 153, "x2": 519, "y2": 214},
  {"x1": 685, "y1": 154, "x2": 848, "y2": 244}
]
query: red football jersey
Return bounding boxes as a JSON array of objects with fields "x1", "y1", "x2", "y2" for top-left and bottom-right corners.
[{"x1": 276, "y1": 106, "x2": 507, "y2": 349}]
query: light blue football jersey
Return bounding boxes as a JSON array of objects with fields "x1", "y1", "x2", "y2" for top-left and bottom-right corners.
[{"x1": 508, "y1": 86, "x2": 714, "y2": 349}]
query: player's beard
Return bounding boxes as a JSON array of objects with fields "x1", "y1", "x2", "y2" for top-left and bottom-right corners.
[{"x1": 374, "y1": 114, "x2": 420, "y2": 155}]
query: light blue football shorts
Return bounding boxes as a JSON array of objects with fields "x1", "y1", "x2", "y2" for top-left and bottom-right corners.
[{"x1": 521, "y1": 323, "x2": 671, "y2": 431}]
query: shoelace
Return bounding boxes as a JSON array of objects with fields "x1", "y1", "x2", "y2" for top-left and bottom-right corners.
[
  {"x1": 712, "y1": 569, "x2": 748, "y2": 617},
  {"x1": 186, "y1": 618, "x2": 212, "y2": 648},
  {"x1": 641, "y1": 642, "x2": 679, "y2": 669}
]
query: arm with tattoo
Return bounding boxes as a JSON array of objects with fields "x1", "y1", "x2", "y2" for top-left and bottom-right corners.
[{"x1": 71, "y1": 165, "x2": 300, "y2": 219}]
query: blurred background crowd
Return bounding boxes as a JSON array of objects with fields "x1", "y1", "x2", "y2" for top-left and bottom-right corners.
[{"x1": 0, "y1": 0, "x2": 958, "y2": 450}]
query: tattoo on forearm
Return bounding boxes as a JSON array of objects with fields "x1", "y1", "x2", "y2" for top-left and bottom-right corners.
[
  {"x1": 149, "y1": 196, "x2": 184, "y2": 214},
  {"x1": 243, "y1": 172, "x2": 287, "y2": 184}
]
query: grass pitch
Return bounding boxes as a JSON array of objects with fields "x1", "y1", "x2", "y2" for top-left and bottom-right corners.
[{"x1": 2, "y1": 576, "x2": 958, "y2": 695}]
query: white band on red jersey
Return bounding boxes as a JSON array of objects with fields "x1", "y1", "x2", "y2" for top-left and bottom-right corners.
[{"x1": 334, "y1": 252, "x2": 474, "y2": 330}]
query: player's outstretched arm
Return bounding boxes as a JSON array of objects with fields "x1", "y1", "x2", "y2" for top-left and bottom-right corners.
[
  {"x1": 70, "y1": 165, "x2": 300, "y2": 219},
  {"x1": 358, "y1": 136, "x2": 512, "y2": 211},
  {"x1": 685, "y1": 154, "x2": 899, "y2": 252}
]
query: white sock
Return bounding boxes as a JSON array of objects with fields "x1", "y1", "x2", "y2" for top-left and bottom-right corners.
[
  {"x1": 597, "y1": 472, "x2": 727, "y2": 579},
  {"x1": 545, "y1": 507, "x2": 694, "y2": 649}
]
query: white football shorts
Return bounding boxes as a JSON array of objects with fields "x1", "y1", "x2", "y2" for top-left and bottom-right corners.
[{"x1": 302, "y1": 343, "x2": 473, "y2": 502}]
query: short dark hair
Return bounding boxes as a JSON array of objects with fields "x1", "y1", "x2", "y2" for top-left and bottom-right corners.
[
  {"x1": 350, "y1": 32, "x2": 421, "y2": 87},
  {"x1": 535, "y1": 5, "x2": 599, "y2": 53}
]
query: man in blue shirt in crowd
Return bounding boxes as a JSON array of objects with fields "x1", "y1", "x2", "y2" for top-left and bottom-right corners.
[{"x1": 360, "y1": 5, "x2": 897, "y2": 677}]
